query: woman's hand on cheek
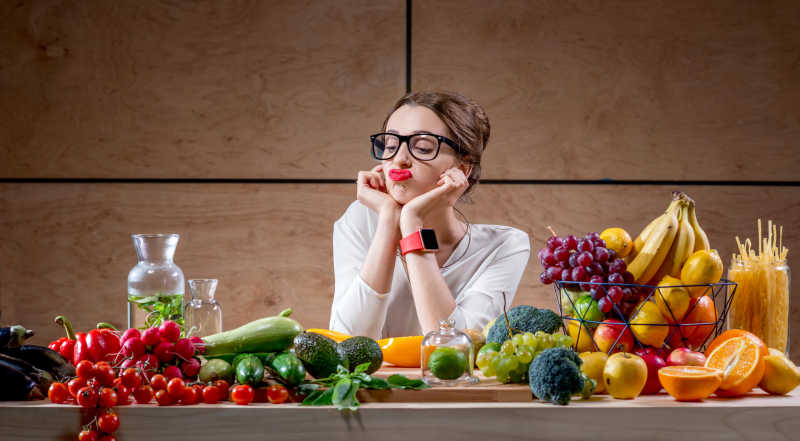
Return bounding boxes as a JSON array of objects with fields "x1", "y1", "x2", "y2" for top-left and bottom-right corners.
[
  {"x1": 400, "y1": 168, "x2": 469, "y2": 234},
  {"x1": 357, "y1": 164, "x2": 401, "y2": 214}
]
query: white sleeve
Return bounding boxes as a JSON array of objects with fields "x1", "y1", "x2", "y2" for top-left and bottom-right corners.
[
  {"x1": 448, "y1": 230, "x2": 531, "y2": 331},
  {"x1": 328, "y1": 201, "x2": 392, "y2": 339}
]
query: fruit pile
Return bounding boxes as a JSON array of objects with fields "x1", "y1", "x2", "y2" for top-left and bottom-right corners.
[
  {"x1": 476, "y1": 331, "x2": 573, "y2": 383},
  {"x1": 542, "y1": 192, "x2": 726, "y2": 355}
]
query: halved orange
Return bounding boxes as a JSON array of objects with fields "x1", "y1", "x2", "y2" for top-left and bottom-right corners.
[
  {"x1": 704, "y1": 336, "x2": 765, "y2": 396},
  {"x1": 658, "y1": 366, "x2": 723, "y2": 401},
  {"x1": 377, "y1": 336, "x2": 424, "y2": 367},
  {"x1": 704, "y1": 329, "x2": 768, "y2": 359}
]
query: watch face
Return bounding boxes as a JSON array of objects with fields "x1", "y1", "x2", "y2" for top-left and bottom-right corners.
[{"x1": 420, "y1": 229, "x2": 439, "y2": 250}]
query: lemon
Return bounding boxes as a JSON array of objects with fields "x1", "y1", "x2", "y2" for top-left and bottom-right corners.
[
  {"x1": 680, "y1": 249, "x2": 723, "y2": 297},
  {"x1": 568, "y1": 320, "x2": 595, "y2": 352},
  {"x1": 759, "y1": 348, "x2": 800, "y2": 395},
  {"x1": 629, "y1": 301, "x2": 669, "y2": 347},
  {"x1": 655, "y1": 275, "x2": 691, "y2": 322},
  {"x1": 579, "y1": 352, "x2": 608, "y2": 393},
  {"x1": 600, "y1": 227, "x2": 633, "y2": 258}
]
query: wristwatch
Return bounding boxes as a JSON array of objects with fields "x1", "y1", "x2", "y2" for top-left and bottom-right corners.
[{"x1": 399, "y1": 228, "x2": 439, "y2": 256}]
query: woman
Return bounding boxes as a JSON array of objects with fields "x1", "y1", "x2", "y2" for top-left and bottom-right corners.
[{"x1": 329, "y1": 91, "x2": 530, "y2": 339}]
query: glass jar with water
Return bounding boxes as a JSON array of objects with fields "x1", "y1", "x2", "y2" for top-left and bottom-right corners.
[
  {"x1": 127, "y1": 234, "x2": 185, "y2": 331},
  {"x1": 185, "y1": 279, "x2": 223, "y2": 337}
]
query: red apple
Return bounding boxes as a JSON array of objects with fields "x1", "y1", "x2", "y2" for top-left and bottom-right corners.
[
  {"x1": 635, "y1": 350, "x2": 667, "y2": 394},
  {"x1": 666, "y1": 347, "x2": 707, "y2": 367},
  {"x1": 594, "y1": 319, "x2": 635, "y2": 354}
]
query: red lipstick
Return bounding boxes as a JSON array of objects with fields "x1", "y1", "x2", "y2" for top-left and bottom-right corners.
[{"x1": 389, "y1": 169, "x2": 412, "y2": 181}]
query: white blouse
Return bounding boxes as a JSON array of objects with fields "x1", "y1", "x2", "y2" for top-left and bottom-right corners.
[{"x1": 329, "y1": 200, "x2": 531, "y2": 339}]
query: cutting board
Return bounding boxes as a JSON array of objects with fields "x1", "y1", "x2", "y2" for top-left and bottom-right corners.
[{"x1": 356, "y1": 365, "x2": 534, "y2": 403}]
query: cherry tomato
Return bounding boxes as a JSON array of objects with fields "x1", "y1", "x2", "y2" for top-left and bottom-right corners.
[
  {"x1": 202, "y1": 385, "x2": 221, "y2": 404},
  {"x1": 94, "y1": 363, "x2": 116, "y2": 387},
  {"x1": 213, "y1": 379, "x2": 230, "y2": 400},
  {"x1": 68, "y1": 377, "x2": 87, "y2": 398},
  {"x1": 154, "y1": 389, "x2": 174, "y2": 406},
  {"x1": 78, "y1": 429, "x2": 99, "y2": 441},
  {"x1": 179, "y1": 386, "x2": 200, "y2": 405},
  {"x1": 112, "y1": 383, "x2": 131, "y2": 405},
  {"x1": 150, "y1": 374, "x2": 168, "y2": 391},
  {"x1": 75, "y1": 360, "x2": 95, "y2": 380},
  {"x1": 76, "y1": 386, "x2": 99, "y2": 408},
  {"x1": 166, "y1": 377, "x2": 186, "y2": 398},
  {"x1": 133, "y1": 385, "x2": 154, "y2": 404},
  {"x1": 231, "y1": 384, "x2": 255, "y2": 405},
  {"x1": 120, "y1": 367, "x2": 142, "y2": 389},
  {"x1": 97, "y1": 387, "x2": 118, "y2": 408},
  {"x1": 97, "y1": 411, "x2": 120, "y2": 433},
  {"x1": 47, "y1": 382, "x2": 68, "y2": 403},
  {"x1": 99, "y1": 436, "x2": 118, "y2": 441},
  {"x1": 266, "y1": 384, "x2": 289, "y2": 404}
]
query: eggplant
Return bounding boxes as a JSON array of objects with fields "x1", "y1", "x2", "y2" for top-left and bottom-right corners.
[
  {"x1": 0, "y1": 326, "x2": 34, "y2": 349},
  {"x1": 0, "y1": 358, "x2": 44, "y2": 400},
  {"x1": 0, "y1": 353, "x2": 54, "y2": 391},
  {"x1": 1, "y1": 345, "x2": 75, "y2": 381}
]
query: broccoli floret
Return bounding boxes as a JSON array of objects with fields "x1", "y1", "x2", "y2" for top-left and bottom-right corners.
[
  {"x1": 487, "y1": 306, "x2": 563, "y2": 344},
  {"x1": 528, "y1": 347, "x2": 585, "y2": 405},
  {"x1": 578, "y1": 372, "x2": 596, "y2": 400}
]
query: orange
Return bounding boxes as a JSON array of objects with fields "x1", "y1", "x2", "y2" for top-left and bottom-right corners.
[
  {"x1": 377, "y1": 336, "x2": 424, "y2": 367},
  {"x1": 683, "y1": 295, "x2": 717, "y2": 348},
  {"x1": 704, "y1": 336, "x2": 766, "y2": 396},
  {"x1": 306, "y1": 328, "x2": 353, "y2": 343},
  {"x1": 705, "y1": 329, "x2": 768, "y2": 359},
  {"x1": 658, "y1": 366, "x2": 723, "y2": 401}
]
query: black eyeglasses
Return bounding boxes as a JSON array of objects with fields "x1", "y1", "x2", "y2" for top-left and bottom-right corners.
[{"x1": 369, "y1": 132, "x2": 467, "y2": 161}]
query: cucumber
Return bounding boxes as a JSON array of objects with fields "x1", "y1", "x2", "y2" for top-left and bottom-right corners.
[
  {"x1": 202, "y1": 308, "x2": 303, "y2": 356},
  {"x1": 270, "y1": 352, "x2": 306, "y2": 386},
  {"x1": 236, "y1": 355, "x2": 264, "y2": 386}
]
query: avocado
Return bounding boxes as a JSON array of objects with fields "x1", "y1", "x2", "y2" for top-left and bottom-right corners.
[
  {"x1": 292, "y1": 332, "x2": 348, "y2": 379},
  {"x1": 337, "y1": 336, "x2": 383, "y2": 374}
]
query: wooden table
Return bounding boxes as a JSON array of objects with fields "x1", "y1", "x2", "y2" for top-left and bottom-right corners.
[{"x1": 2, "y1": 367, "x2": 800, "y2": 441}]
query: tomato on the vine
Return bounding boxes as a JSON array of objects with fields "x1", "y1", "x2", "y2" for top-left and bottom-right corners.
[
  {"x1": 213, "y1": 379, "x2": 230, "y2": 400},
  {"x1": 179, "y1": 386, "x2": 200, "y2": 405},
  {"x1": 166, "y1": 377, "x2": 186, "y2": 398},
  {"x1": 154, "y1": 389, "x2": 173, "y2": 406},
  {"x1": 202, "y1": 385, "x2": 221, "y2": 404},
  {"x1": 266, "y1": 384, "x2": 289, "y2": 404},
  {"x1": 120, "y1": 367, "x2": 142, "y2": 389},
  {"x1": 75, "y1": 360, "x2": 95, "y2": 380},
  {"x1": 98, "y1": 387, "x2": 118, "y2": 408},
  {"x1": 98, "y1": 435, "x2": 118, "y2": 441},
  {"x1": 78, "y1": 429, "x2": 99, "y2": 441},
  {"x1": 150, "y1": 374, "x2": 168, "y2": 391},
  {"x1": 76, "y1": 386, "x2": 99, "y2": 408},
  {"x1": 111, "y1": 383, "x2": 131, "y2": 405},
  {"x1": 94, "y1": 363, "x2": 115, "y2": 387},
  {"x1": 133, "y1": 385, "x2": 154, "y2": 404},
  {"x1": 47, "y1": 382, "x2": 68, "y2": 403},
  {"x1": 68, "y1": 377, "x2": 87, "y2": 398},
  {"x1": 230, "y1": 384, "x2": 255, "y2": 405},
  {"x1": 97, "y1": 412, "x2": 120, "y2": 433}
]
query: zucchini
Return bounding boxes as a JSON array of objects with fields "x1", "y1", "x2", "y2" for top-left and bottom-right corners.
[
  {"x1": 202, "y1": 308, "x2": 303, "y2": 356},
  {"x1": 235, "y1": 355, "x2": 264, "y2": 386},
  {"x1": 270, "y1": 352, "x2": 306, "y2": 386}
]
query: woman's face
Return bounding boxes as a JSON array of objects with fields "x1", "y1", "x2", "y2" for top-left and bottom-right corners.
[{"x1": 382, "y1": 104, "x2": 465, "y2": 205}]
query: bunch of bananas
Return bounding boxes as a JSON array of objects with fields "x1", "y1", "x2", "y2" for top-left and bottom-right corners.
[{"x1": 625, "y1": 192, "x2": 711, "y2": 284}]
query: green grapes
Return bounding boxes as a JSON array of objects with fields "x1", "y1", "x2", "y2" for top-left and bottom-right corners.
[{"x1": 478, "y1": 330, "x2": 575, "y2": 383}]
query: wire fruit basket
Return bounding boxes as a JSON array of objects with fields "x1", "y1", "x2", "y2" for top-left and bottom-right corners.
[{"x1": 553, "y1": 279, "x2": 737, "y2": 355}]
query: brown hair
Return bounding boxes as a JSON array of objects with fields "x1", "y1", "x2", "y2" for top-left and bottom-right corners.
[{"x1": 382, "y1": 91, "x2": 490, "y2": 201}]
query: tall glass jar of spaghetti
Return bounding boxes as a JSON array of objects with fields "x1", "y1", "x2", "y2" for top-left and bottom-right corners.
[{"x1": 727, "y1": 220, "x2": 790, "y2": 357}]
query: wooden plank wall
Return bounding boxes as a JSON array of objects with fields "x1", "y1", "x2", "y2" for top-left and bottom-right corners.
[{"x1": 1, "y1": 1, "x2": 799, "y2": 359}]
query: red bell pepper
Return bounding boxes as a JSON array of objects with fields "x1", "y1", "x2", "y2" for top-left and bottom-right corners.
[
  {"x1": 50, "y1": 316, "x2": 77, "y2": 362},
  {"x1": 86, "y1": 323, "x2": 121, "y2": 363}
]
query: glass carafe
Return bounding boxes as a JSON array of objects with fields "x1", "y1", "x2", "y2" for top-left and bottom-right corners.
[
  {"x1": 127, "y1": 234, "x2": 185, "y2": 331},
  {"x1": 421, "y1": 319, "x2": 478, "y2": 386},
  {"x1": 185, "y1": 279, "x2": 223, "y2": 337}
]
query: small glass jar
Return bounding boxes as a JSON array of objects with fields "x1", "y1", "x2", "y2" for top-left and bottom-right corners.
[
  {"x1": 421, "y1": 319, "x2": 478, "y2": 386},
  {"x1": 127, "y1": 234, "x2": 185, "y2": 331},
  {"x1": 728, "y1": 258, "x2": 791, "y2": 357},
  {"x1": 185, "y1": 279, "x2": 223, "y2": 337}
]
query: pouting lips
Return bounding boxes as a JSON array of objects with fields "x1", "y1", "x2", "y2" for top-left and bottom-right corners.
[{"x1": 389, "y1": 169, "x2": 413, "y2": 181}]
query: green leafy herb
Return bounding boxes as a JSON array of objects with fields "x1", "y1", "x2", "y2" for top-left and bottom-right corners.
[
  {"x1": 128, "y1": 292, "x2": 185, "y2": 331},
  {"x1": 300, "y1": 362, "x2": 429, "y2": 411}
]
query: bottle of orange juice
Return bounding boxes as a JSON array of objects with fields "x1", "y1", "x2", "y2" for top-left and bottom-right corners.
[{"x1": 727, "y1": 220, "x2": 790, "y2": 356}]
